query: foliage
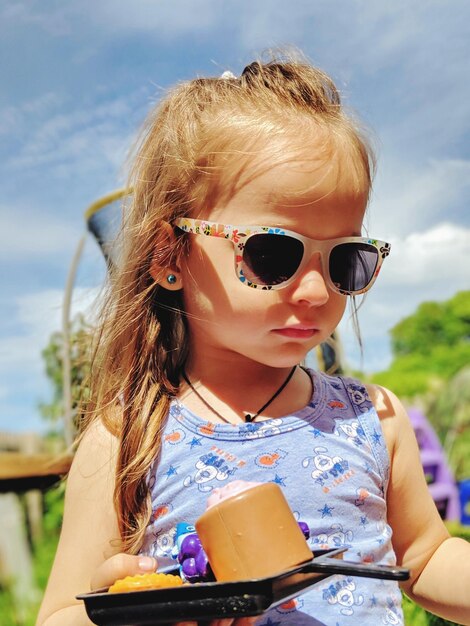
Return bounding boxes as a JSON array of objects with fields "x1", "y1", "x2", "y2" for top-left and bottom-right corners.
[
  {"x1": 0, "y1": 589, "x2": 24, "y2": 626},
  {"x1": 402, "y1": 594, "x2": 432, "y2": 626},
  {"x1": 372, "y1": 344, "x2": 470, "y2": 398},
  {"x1": 403, "y1": 595, "x2": 460, "y2": 626},
  {"x1": 38, "y1": 312, "x2": 93, "y2": 431},
  {"x1": 424, "y1": 367, "x2": 470, "y2": 481},
  {"x1": 391, "y1": 291, "x2": 470, "y2": 357},
  {"x1": 33, "y1": 483, "x2": 65, "y2": 590},
  {"x1": 372, "y1": 291, "x2": 470, "y2": 398},
  {"x1": 0, "y1": 485, "x2": 64, "y2": 625},
  {"x1": 370, "y1": 291, "x2": 470, "y2": 480}
]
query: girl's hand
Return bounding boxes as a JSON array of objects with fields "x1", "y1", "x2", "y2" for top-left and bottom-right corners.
[
  {"x1": 90, "y1": 554, "x2": 259, "y2": 626},
  {"x1": 90, "y1": 553, "x2": 157, "y2": 590}
]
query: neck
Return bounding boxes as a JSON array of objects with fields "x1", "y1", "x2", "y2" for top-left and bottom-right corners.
[
  {"x1": 184, "y1": 358, "x2": 294, "y2": 387},
  {"x1": 183, "y1": 365, "x2": 297, "y2": 423},
  {"x1": 179, "y1": 361, "x2": 313, "y2": 424}
]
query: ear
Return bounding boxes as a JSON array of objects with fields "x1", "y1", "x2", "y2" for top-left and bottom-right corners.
[{"x1": 149, "y1": 221, "x2": 184, "y2": 291}]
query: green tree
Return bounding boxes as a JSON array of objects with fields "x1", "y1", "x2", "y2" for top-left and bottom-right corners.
[
  {"x1": 426, "y1": 366, "x2": 470, "y2": 481},
  {"x1": 372, "y1": 291, "x2": 470, "y2": 398},
  {"x1": 38, "y1": 312, "x2": 93, "y2": 434},
  {"x1": 391, "y1": 291, "x2": 470, "y2": 357},
  {"x1": 371, "y1": 291, "x2": 470, "y2": 481}
]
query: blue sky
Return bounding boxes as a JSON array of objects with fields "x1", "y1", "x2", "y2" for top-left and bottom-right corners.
[{"x1": 1, "y1": 0, "x2": 469, "y2": 434}]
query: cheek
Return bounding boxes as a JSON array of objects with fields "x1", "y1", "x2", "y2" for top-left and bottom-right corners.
[
  {"x1": 183, "y1": 240, "x2": 234, "y2": 288},
  {"x1": 181, "y1": 244, "x2": 244, "y2": 317},
  {"x1": 325, "y1": 292, "x2": 348, "y2": 329},
  {"x1": 181, "y1": 248, "x2": 275, "y2": 331},
  {"x1": 332, "y1": 293, "x2": 348, "y2": 315},
  {"x1": 297, "y1": 293, "x2": 347, "y2": 349},
  {"x1": 182, "y1": 238, "x2": 279, "y2": 311}
]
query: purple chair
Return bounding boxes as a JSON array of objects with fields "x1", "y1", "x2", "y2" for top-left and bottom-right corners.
[{"x1": 408, "y1": 408, "x2": 461, "y2": 521}]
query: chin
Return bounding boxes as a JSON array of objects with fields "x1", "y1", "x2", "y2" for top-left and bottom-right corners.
[{"x1": 260, "y1": 346, "x2": 318, "y2": 369}]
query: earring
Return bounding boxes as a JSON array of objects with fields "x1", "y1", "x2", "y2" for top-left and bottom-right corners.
[{"x1": 166, "y1": 274, "x2": 177, "y2": 285}]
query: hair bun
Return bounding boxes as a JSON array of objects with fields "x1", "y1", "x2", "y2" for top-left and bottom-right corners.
[{"x1": 241, "y1": 61, "x2": 262, "y2": 78}]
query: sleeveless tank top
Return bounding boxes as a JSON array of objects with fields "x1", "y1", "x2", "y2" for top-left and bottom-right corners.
[{"x1": 140, "y1": 370, "x2": 404, "y2": 625}]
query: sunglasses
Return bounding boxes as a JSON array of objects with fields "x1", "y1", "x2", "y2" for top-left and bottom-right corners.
[{"x1": 174, "y1": 218, "x2": 390, "y2": 296}]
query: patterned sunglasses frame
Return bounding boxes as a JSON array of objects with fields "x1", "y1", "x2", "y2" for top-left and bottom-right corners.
[{"x1": 174, "y1": 218, "x2": 391, "y2": 296}]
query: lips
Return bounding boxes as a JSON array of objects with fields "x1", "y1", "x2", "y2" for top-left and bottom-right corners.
[{"x1": 272, "y1": 325, "x2": 319, "y2": 339}]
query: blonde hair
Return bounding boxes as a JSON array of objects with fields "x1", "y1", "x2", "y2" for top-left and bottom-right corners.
[{"x1": 84, "y1": 52, "x2": 375, "y2": 553}]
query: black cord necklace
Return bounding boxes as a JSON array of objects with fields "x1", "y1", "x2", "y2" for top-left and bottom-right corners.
[{"x1": 181, "y1": 366, "x2": 297, "y2": 424}]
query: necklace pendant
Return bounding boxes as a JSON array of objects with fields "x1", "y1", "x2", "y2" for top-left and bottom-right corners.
[{"x1": 182, "y1": 365, "x2": 297, "y2": 427}]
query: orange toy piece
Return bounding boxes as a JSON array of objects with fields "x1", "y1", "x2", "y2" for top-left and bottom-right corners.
[
  {"x1": 108, "y1": 572, "x2": 183, "y2": 593},
  {"x1": 196, "y1": 482, "x2": 312, "y2": 581}
]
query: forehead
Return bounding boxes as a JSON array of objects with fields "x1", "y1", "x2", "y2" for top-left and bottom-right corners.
[{"x1": 200, "y1": 129, "x2": 370, "y2": 224}]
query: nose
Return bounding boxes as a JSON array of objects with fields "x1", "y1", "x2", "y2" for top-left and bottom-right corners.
[{"x1": 287, "y1": 255, "x2": 330, "y2": 307}]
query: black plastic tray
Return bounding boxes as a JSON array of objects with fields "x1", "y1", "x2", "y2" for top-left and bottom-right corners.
[{"x1": 77, "y1": 548, "x2": 409, "y2": 625}]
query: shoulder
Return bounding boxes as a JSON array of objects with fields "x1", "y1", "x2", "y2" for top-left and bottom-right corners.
[
  {"x1": 62, "y1": 415, "x2": 122, "y2": 557},
  {"x1": 364, "y1": 383, "x2": 412, "y2": 459},
  {"x1": 67, "y1": 415, "x2": 120, "y2": 498},
  {"x1": 364, "y1": 383, "x2": 409, "y2": 425}
]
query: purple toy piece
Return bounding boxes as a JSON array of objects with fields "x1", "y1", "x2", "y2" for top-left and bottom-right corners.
[
  {"x1": 178, "y1": 533, "x2": 202, "y2": 563},
  {"x1": 195, "y1": 549, "x2": 211, "y2": 579},
  {"x1": 177, "y1": 533, "x2": 214, "y2": 582},
  {"x1": 181, "y1": 557, "x2": 199, "y2": 581},
  {"x1": 298, "y1": 521, "x2": 310, "y2": 540}
]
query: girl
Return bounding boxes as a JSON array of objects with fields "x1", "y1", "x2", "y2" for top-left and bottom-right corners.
[{"x1": 38, "y1": 55, "x2": 470, "y2": 626}]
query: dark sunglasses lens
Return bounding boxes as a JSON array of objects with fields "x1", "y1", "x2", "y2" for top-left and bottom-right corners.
[
  {"x1": 329, "y1": 243, "x2": 378, "y2": 293},
  {"x1": 242, "y1": 234, "x2": 304, "y2": 285}
]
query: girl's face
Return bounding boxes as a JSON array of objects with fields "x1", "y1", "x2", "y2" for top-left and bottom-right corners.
[{"x1": 179, "y1": 136, "x2": 369, "y2": 371}]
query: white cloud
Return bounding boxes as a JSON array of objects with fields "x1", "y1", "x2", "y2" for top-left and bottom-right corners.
[
  {"x1": 2, "y1": 90, "x2": 145, "y2": 176},
  {"x1": 18, "y1": 286, "x2": 99, "y2": 332},
  {"x1": 0, "y1": 93, "x2": 65, "y2": 135},
  {"x1": 368, "y1": 158, "x2": 470, "y2": 237},
  {"x1": 0, "y1": 203, "x2": 79, "y2": 259},
  {"x1": 96, "y1": 0, "x2": 218, "y2": 36},
  {"x1": 11, "y1": 0, "x2": 467, "y2": 79},
  {"x1": 0, "y1": 90, "x2": 145, "y2": 271},
  {"x1": 0, "y1": 0, "x2": 220, "y2": 40},
  {"x1": 385, "y1": 223, "x2": 470, "y2": 287}
]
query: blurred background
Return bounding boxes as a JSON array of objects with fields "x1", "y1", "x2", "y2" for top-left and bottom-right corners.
[{"x1": 0, "y1": 1, "x2": 469, "y2": 624}]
